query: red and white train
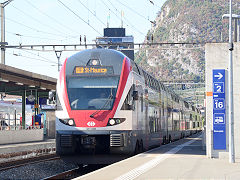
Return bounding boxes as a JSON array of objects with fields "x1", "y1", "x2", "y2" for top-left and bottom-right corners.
[{"x1": 56, "y1": 49, "x2": 202, "y2": 156}]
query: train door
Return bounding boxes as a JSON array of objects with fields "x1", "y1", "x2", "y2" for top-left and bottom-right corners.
[
  {"x1": 144, "y1": 88, "x2": 149, "y2": 149},
  {"x1": 138, "y1": 85, "x2": 144, "y2": 131}
]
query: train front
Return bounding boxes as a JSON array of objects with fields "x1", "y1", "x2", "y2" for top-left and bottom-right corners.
[{"x1": 56, "y1": 49, "x2": 132, "y2": 155}]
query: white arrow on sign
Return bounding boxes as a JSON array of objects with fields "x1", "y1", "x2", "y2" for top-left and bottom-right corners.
[{"x1": 214, "y1": 73, "x2": 223, "y2": 80}]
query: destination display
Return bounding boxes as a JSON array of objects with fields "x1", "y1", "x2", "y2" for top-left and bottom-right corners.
[
  {"x1": 212, "y1": 69, "x2": 226, "y2": 150},
  {"x1": 74, "y1": 66, "x2": 114, "y2": 75}
]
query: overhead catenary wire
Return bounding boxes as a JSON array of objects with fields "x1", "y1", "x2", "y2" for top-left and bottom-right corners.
[
  {"x1": 76, "y1": 0, "x2": 106, "y2": 27},
  {"x1": 6, "y1": 30, "x2": 80, "y2": 43},
  {"x1": 10, "y1": 4, "x2": 72, "y2": 37},
  {"x1": 116, "y1": 0, "x2": 151, "y2": 23},
  {"x1": 100, "y1": 0, "x2": 125, "y2": 26},
  {"x1": 6, "y1": 51, "x2": 58, "y2": 65},
  {"x1": 16, "y1": 48, "x2": 58, "y2": 64},
  {"x1": 6, "y1": 31, "x2": 64, "y2": 41},
  {"x1": 24, "y1": 0, "x2": 81, "y2": 35},
  {"x1": 147, "y1": 0, "x2": 162, "y2": 9},
  {"x1": 106, "y1": 0, "x2": 146, "y2": 36},
  {"x1": 3, "y1": 15, "x2": 73, "y2": 38},
  {"x1": 57, "y1": 0, "x2": 102, "y2": 36}
]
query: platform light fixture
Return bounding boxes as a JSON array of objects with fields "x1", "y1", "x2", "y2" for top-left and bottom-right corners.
[
  {"x1": 0, "y1": 78, "x2": 9, "y2": 82},
  {"x1": 15, "y1": 82, "x2": 23, "y2": 85}
]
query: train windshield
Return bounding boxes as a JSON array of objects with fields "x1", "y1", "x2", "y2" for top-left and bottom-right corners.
[{"x1": 67, "y1": 76, "x2": 119, "y2": 110}]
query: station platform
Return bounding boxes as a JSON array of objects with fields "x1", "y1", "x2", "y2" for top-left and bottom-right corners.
[
  {"x1": 0, "y1": 138, "x2": 56, "y2": 163},
  {"x1": 75, "y1": 133, "x2": 240, "y2": 180}
]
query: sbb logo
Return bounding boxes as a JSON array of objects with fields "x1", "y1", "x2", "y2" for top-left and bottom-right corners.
[{"x1": 87, "y1": 121, "x2": 96, "y2": 127}]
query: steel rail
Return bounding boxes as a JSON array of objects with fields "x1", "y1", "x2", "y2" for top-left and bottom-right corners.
[
  {"x1": 0, "y1": 154, "x2": 60, "y2": 172},
  {"x1": 43, "y1": 167, "x2": 80, "y2": 180}
]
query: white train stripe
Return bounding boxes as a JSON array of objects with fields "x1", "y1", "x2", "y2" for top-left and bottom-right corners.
[{"x1": 115, "y1": 135, "x2": 201, "y2": 180}]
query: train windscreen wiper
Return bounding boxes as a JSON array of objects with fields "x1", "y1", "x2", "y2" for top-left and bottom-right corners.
[{"x1": 89, "y1": 94, "x2": 114, "y2": 118}]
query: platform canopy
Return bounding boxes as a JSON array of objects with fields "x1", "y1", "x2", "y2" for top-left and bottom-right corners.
[{"x1": 0, "y1": 64, "x2": 57, "y2": 98}]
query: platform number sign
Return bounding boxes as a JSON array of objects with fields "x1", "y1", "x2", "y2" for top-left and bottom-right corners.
[
  {"x1": 213, "y1": 69, "x2": 226, "y2": 150},
  {"x1": 213, "y1": 99, "x2": 225, "y2": 110}
]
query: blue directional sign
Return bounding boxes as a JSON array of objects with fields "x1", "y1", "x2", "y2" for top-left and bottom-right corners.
[{"x1": 213, "y1": 69, "x2": 226, "y2": 150}]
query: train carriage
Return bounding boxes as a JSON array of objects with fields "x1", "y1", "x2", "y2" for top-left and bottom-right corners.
[{"x1": 55, "y1": 49, "x2": 202, "y2": 158}]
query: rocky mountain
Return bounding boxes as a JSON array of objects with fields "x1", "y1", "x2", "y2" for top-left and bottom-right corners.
[{"x1": 135, "y1": 0, "x2": 240, "y2": 83}]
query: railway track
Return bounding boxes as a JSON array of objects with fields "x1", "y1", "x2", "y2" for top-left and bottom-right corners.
[
  {"x1": 44, "y1": 164, "x2": 106, "y2": 180},
  {"x1": 0, "y1": 154, "x2": 60, "y2": 172},
  {"x1": 44, "y1": 167, "x2": 80, "y2": 179}
]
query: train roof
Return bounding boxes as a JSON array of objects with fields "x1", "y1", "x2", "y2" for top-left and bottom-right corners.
[{"x1": 65, "y1": 49, "x2": 126, "y2": 76}]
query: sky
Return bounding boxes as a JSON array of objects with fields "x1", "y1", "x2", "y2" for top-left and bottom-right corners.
[{"x1": 1, "y1": 0, "x2": 166, "y2": 78}]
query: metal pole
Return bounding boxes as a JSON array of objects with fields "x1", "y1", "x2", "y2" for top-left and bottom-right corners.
[
  {"x1": 22, "y1": 90, "x2": 26, "y2": 129},
  {"x1": 234, "y1": 19, "x2": 237, "y2": 42},
  {"x1": 238, "y1": 19, "x2": 240, "y2": 42},
  {"x1": 228, "y1": 0, "x2": 235, "y2": 163},
  {"x1": 0, "y1": 0, "x2": 13, "y2": 64},
  {"x1": 1, "y1": 4, "x2": 5, "y2": 64}
]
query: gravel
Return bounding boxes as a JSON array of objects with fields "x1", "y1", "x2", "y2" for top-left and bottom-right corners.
[{"x1": 0, "y1": 159, "x2": 78, "y2": 180}]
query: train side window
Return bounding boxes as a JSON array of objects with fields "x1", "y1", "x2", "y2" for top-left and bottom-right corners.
[
  {"x1": 141, "y1": 93, "x2": 143, "y2": 112},
  {"x1": 143, "y1": 71, "x2": 148, "y2": 85},
  {"x1": 135, "y1": 63, "x2": 141, "y2": 75},
  {"x1": 162, "y1": 102, "x2": 164, "y2": 116},
  {"x1": 132, "y1": 62, "x2": 141, "y2": 75},
  {"x1": 190, "y1": 114, "x2": 192, "y2": 121}
]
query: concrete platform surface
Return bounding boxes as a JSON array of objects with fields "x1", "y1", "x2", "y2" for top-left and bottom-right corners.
[
  {"x1": 75, "y1": 133, "x2": 240, "y2": 180},
  {"x1": 0, "y1": 139, "x2": 56, "y2": 163}
]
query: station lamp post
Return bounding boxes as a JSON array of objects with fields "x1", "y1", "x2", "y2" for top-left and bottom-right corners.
[
  {"x1": 222, "y1": 14, "x2": 240, "y2": 42},
  {"x1": 225, "y1": 1, "x2": 234, "y2": 163}
]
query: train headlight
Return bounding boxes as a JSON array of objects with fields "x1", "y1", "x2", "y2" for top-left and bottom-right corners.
[
  {"x1": 68, "y1": 119, "x2": 74, "y2": 126},
  {"x1": 88, "y1": 59, "x2": 101, "y2": 66},
  {"x1": 109, "y1": 119, "x2": 115, "y2": 125},
  {"x1": 107, "y1": 118, "x2": 126, "y2": 126},
  {"x1": 92, "y1": 59, "x2": 99, "y2": 65},
  {"x1": 59, "y1": 118, "x2": 76, "y2": 126}
]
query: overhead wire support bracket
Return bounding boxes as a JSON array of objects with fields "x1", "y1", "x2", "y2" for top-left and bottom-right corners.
[{"x1": 55, "y1": 51, "x2": 62, "y2": 72}]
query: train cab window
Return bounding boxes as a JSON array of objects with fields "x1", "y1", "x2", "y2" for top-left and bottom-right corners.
[
  {"x1": 67, "y1": 76, "x2": 119, "y2": 110},
  {"x1": 121, "y1": 86, "x2": 134, "y2": 110}
]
